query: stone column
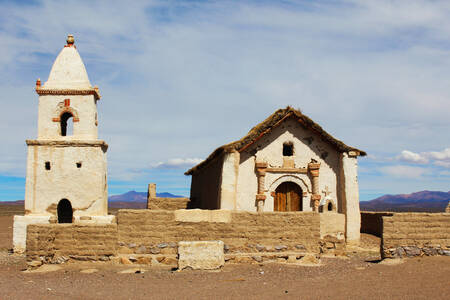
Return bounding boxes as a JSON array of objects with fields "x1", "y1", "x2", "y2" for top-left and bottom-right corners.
[
  {"x1": 308, "y1": 162, "x2": 321, "y2": 212},
  {"x1": 255, "y1": 162, "x2": 268, "y2": 212}
]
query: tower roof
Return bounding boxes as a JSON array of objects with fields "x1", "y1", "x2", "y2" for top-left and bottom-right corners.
[{"x1": 43, "y1": 35, "x2": 92, "y2": 89}]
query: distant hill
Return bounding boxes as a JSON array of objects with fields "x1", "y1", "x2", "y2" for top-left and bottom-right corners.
[{"x1": 360, "y1": 191, "x2": 450, "y2": 212}]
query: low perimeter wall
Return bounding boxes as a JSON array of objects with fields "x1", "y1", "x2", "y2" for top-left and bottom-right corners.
[
  {"x1": 26, "y1": 210, "x2": 324, "y2": 263},
  {"x1": 381, "y1": 213, "x2": 450, "y2": 258},
  {"x1": 27, "y1": 224, "x2": 117, "y2": 263},
  {"x1": 147, "y1": 197, "x2": 191, "y2": 210},
  {"x1": 117, "y1": 210, "x2": 321, "y2": 255}
]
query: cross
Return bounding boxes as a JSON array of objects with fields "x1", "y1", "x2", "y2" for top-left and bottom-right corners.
[{"x1": 322, "y1": 186, "x2": 331, "y2": 198}]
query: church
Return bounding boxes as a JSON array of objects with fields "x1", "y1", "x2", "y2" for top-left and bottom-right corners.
[{"x1": 186, "y1": 107, "x2": 366, "y2": 242}]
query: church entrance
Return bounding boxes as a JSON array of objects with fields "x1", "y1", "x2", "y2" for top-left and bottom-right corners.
[
  {"x1": 57, "y1": 199, "x2": 73, "y2": 223},
  {"x1": 274, "y1": 182, "x2": 303, "y2": 211}
]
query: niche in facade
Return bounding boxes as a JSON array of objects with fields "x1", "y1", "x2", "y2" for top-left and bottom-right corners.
[
  {"x1": 283, "y1": 142, "x2": 294, "y2": 156},
  {"x1": 45, "y1": 161, "x2": 51, "y2": 170}
]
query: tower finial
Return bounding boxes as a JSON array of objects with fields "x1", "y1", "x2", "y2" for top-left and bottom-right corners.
[{"x1": 66, "y1": 34, "x2": 75, "y2": 46}]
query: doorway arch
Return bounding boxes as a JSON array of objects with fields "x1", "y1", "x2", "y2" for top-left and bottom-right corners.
[
  {"x1": 274, "y1": 182, "x2": 303, "y2": 211},
  {"x1": 57, "y1": 199, "x2": 73, "y2": 223}
]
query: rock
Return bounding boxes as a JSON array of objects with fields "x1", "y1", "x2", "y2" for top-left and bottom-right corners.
[
  {"x1": 120, "y1": 257, "x2": 132, "y2": 264},
  {"x1": 265, "y1": 246, "x2": 273, "y2": 252},
  {"x1": 150, "y1": 248, "x2": 161, "y2": 254},
  {"x1": 395, "y1": 247, "x2": 406, "y2": 257},
  {"x1": 295, "y1": 244, "x2": 306, "y2": 250},
  {"x1": 252, "y1": 256, "x2": 263, "y2": 263},
  {"x1": 168, "y1": 242, "x2": 177, "y2": 248},
  {"x1": 99, "y1": 256, "x2": 109, "y2": 261},
  {"x1": 275, "y1": 245, "x2": 288, "y2": 251},
  {"x1": 137, "y1": 257, "x2": 152, "y2": 265},
  {"x1": 136, "y1": 246, "x2": 147, "y2": 254},
  {"x1": 325, "y1": 242, "x2": 335, "y2": 249},
  {"x1": 298, "y1": 254, "x2": 319, "y2": 265},
  {"x1": 423, "y1": 247, "x2": 438, "y2": 256},
  {"x1": 223, "y1": 244, "x2": 230, "y2": 252},
  {"x1": 23, "y1": 264, "x2": 61, "y2": 273},
  {"x1": 404, "y1": 246, "x2": 421, "y2": 257},
  {"x1": 162, "y1": 257, "x2": 177, "y2": 265},
  {"x1": 128, "y1": 243, "x2": 137, "y2": 248},
  {"x1": 27, "y1": 260, "x2": 42, "y2": 267},
  {"x1": 442, "y1": 250, "x2": 450, "y2": 256},
  {"x1": 157, "y1": 243, "x2": 168, "y2": 248},
  {"x1": 234, "y1": 256, "x2": 254, "y2": 263},
  {"x1": 256, "y1": 244, "x2": 265, "y2": 252},
  {"x1": 160, "y1": 248, "x2": 176, "y2": 255},
  {"x1": 128, "y1": 256, "x2": 137, "y2": 262},
  {"x1": 156, "y1": 256, "x2": 165, "y2": 263},
  {"x1": 287, "y1": 255, "x2": 297, "y2": 264},
  {"x1": 178, "y1": 241, "x2": 225, "y2": 270}
]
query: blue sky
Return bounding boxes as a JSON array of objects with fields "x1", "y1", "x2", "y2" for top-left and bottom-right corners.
[{"x1": 0, "y1": 0, "x2": 449, "y2": 201}]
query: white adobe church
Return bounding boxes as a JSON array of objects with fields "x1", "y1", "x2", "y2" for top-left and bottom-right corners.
[
  {"x1": 186, "y1": 107, "x2": 366, "y2": 242},
  {"x1": 13, "y1": 35, "x2": 114, "y2": 252}
]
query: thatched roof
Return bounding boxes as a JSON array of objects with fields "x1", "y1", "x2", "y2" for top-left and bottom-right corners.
[{"x1": 185, "y1": 106, "x2": 366, "y2": 175}]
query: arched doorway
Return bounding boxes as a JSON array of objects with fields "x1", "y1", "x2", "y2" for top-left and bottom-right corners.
[
  {"x1": 274, "y1": 182, "x2": 303, "y2": 211},
  {"x1": 57, "y1": 199, "x2": 73, "y2": 223}
]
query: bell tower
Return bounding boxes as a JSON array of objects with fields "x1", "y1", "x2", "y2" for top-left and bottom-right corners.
[{"x1": 13, "y1": 35, "x2": 113, "y2": 253}]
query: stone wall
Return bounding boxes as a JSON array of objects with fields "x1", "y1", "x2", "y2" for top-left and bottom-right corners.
[
  {"x1": 381, "y1": 213, "x2": 450, "y2": 258},
  {"x1": 360, "y1": 212, "x2": 394, "y2": 237},
  {"x1": 117, "y1": 210, "x2": 320, "y2": 255},
  {"x1": 26, "y1": 224, "x2": 117, "y2": 263}
]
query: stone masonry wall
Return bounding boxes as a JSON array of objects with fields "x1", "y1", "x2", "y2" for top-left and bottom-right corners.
[
  {"x1": 117, "y1": 210, "x2": 321, "y2": 255},
  {"x1": 26, "y1": 224, "x2": 117, "y2": 263},
  {"x1": 381, "y1": 213, "x2": 450, "y2": 258}
]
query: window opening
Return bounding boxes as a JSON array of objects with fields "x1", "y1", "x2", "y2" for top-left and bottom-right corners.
[
  {"x1": 328, "y1": 202, "x2": 333, "y2": 211},
  {"x1": 45, "y1": 161, "x2": 51, "y2": 170},
  {"x1": 283, "y1": 142, "x2": 293, "y2": 156},
  {"x1": 76, "y1": 162, "x2": 82, "y2": 168},
  {"x1": 60, "y1": 112, "x2": 74, "y2": 136}
]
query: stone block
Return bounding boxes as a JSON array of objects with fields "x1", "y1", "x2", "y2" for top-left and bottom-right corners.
[{"x1": 178, "y1": 241, "x2": 225, "y2": 270}]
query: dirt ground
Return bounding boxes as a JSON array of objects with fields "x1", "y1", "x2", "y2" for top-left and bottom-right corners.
[{"x1": 1, "y1": 215, "x2": 449, "y2": 299}]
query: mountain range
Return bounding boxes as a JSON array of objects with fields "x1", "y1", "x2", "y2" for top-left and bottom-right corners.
[
  {"x1": 359, "y1": 190, "x2": 450, "y2": 212},
  {"x1": 1, "y1": 190, "x2": 449, "y2": 212}
]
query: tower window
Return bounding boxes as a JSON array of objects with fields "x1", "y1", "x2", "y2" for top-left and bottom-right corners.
[
  {"x1": 60, "y1": 112, "x2": 74, "y2": 136},
  {"x1": 45, "y1": 161, "x2": 51, "y2": 170},
  {"x1": 283, "y1": 142, "x2": 294, "y2": 156},
  {"x1": 76, "y1": 162, "x2": 82, "y2": 168}
]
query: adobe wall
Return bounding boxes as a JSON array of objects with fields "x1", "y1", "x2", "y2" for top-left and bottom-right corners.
[
  {"x1": 147, "y1": 197, "x2": 191, "y2": 210},
  {"x1": 117, "y1": 210, "x2": 321, "y2": 255},
  {"x1": 360, "y1": 211, "x2": 394, "y2": 237},
  {"x1": 381, "y1": 213, "x2": 450, "y2": 258},
  {"x1": 26, "y1": 224, "x2": 117, "y2": 263}
]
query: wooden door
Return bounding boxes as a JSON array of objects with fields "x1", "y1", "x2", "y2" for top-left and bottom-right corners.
[{"x1": 275, "y1": 182, "x2": 302, "y2": 211}]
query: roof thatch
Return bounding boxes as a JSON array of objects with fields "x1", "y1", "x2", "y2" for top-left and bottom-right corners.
[{"x1": 185, "y1": 106, "x2": 366, "y2": 175}]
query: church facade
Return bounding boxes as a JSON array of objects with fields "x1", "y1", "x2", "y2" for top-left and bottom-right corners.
[
  {"x1": 186, "y1": 107, "x2": 366, "y2": 242},
  {"x1": 13, "y1": 35, "x2": 114, "y2": 252}
]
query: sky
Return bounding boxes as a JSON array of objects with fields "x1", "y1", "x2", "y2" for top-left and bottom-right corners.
[{"x1": 0, "y1": 0, "x2": 449, "y2": 201}]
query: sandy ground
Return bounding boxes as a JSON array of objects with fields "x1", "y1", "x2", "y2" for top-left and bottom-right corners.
[{"x1": 0, "y1": 215, "x2": 449, "y2": 299}]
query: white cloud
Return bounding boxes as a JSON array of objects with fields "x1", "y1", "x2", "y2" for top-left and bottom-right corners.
[
  {"x1": 397, "y1": 148, "x2": 450, "y2": 168},
  {"x1": 380, "y1": 165, "x2": 428, "y2": 179},
  {"x1": 151, "y1": 158, "x2": 203, "y2": 170},
  {"x1": 397, "y1": 150, "x2": 428, "y2": 164}
]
